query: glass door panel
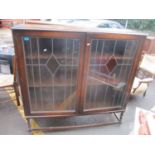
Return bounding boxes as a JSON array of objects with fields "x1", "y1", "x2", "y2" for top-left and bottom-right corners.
[
  {"x1": 22, "y1": 36, "x2": 80, "y2": 112},
  {"x1": 84, "y1": 38, "x2": 138, "y2": 110}
]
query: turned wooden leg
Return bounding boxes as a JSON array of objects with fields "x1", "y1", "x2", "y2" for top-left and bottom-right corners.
[
  {"x1": 14, "y1": 83, "x2": 20, "y2": 106},
  {"x1": 27, "y1": 118, "x2": 33, "y2": 134},
  {"x1": 119, "y1": 111, "x2": 124, "y2": 123}
]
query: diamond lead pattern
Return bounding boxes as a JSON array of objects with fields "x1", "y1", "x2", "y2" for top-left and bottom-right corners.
[
  {"x1": 106, "y1": 56, "x2": 117, "y2": 73},
  {"x1": 47, "y1": 55, "x2": 60, "y2": 74}
]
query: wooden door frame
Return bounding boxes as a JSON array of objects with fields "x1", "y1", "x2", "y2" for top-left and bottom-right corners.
[
  {"x1": 12, "y1": 30, "x2": 86, "y2": 117},
  {"x1": 80, "y1": 32, "x2": 146, "y2": 113}
]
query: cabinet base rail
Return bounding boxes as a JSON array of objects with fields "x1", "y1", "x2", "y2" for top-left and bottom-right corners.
[{"x1": 27, "y1": 111, "x2": 124, "y2": 132}]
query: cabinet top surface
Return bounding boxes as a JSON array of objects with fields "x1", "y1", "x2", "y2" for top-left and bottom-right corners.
[{"x1": 12, "y1": 24, "x2": 147, "y2": 37}]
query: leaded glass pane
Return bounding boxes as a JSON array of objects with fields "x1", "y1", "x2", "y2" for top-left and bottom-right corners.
[
  {"x1": 84, "y1": 39, "x2": 138, "y2": 110},
  {"x1": 22, "y1": 37, "x2": 80, "y2": 112}
]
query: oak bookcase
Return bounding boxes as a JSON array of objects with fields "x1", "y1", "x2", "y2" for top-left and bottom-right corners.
[{"x1": 12, "y1": 24, "x2": 146, "y2": 131}]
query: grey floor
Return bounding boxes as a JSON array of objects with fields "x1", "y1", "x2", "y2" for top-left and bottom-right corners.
[
  {"x1": 0, "y1": 93, "x2": 29, "y2": 135},
  {"x1": 0, "y1": 81, "x2": 155, "y2": 135},
  {"x1": 39, "y1": 80, "x2": 155, "y2": 135},
  {"x1": 0, "y1": 28, "x2": 155, "y2": 135}
]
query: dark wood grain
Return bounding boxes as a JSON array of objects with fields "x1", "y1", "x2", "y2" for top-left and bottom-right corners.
[{"x1": 12, "y1": 24, "x2": 146, "y2": 36}]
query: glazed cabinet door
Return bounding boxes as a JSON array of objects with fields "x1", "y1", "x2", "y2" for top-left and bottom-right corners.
[
  {"x1": 82, "y1": 34, "x2": 142, "y2": 112},
  {"x1": 20, "y1": 32, "x2": 85, "y2": 114}
]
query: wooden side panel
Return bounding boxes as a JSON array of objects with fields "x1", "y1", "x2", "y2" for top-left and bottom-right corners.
[{"x1": 12, "y1": 30, "x2": 31, "y2": 116}]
